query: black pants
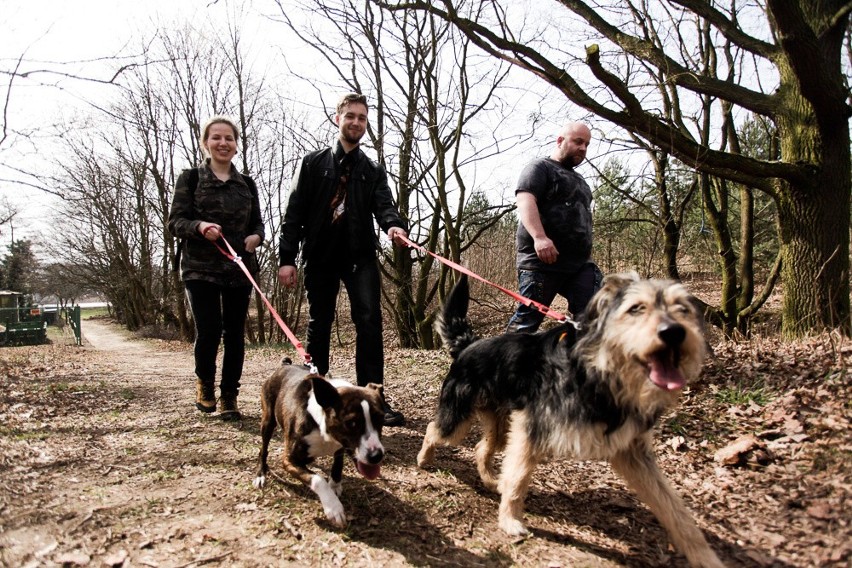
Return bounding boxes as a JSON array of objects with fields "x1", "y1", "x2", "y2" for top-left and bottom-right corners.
[
  {"x1": 304, "y1": 260, "x2": 384, "y2": 386},
  {"x1": 184, "y1": 280, "x2": 252, "y2": 394}
]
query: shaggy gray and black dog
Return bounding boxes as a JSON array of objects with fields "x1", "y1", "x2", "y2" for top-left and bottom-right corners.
[{"x1": 417, "y1": 273, "x2": 724, "y2": 568}]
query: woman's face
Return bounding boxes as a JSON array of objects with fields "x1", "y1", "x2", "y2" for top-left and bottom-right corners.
[{"x1": 204, "y1": 122, "x2": 238, "y2": 165}]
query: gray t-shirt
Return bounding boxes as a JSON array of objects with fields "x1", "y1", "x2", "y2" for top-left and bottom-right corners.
[{"x1": 515, "y1": 157, "x2": 593, "y2": 273}]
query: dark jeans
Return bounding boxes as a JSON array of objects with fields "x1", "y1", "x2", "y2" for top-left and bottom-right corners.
[
  {"x1": 305, "y1": 260, "x2": 383, "y2": 386},
  {"x1": 184, "y1": 280, "x2": 252, "y2": 394},
  {"x1": 506, "y1": 262, "x2": 601, "y2": 333}
]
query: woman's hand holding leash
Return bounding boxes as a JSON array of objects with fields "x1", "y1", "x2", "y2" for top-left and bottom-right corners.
[{"x1": 199, "y1": 222, "x2": 222, "y2": 241}]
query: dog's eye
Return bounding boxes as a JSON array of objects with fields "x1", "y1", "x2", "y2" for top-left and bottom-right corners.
[
  {"x1": 671, "y1": 302, "x2": 692, "y2": 316},
  {"x1": 346, "y1": 419, "x2": 358, "y2": 430},
  {"x1": 627, "y1": 303, "x2": 645, "y2": 315}
]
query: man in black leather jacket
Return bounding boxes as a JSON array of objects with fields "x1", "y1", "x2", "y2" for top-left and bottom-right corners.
[{"x1": 278, "y1": 93, "x2": 408, "y2": 426}]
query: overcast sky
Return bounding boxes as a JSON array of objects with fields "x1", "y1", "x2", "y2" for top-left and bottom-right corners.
[
  {"x1": 1, "y1": 0, "x2": 286, "y2": 246},
  {"x1": 1, "y1": 0, "x2": 589, "y2": 252}
]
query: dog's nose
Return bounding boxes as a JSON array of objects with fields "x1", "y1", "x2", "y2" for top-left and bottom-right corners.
[
  {"x1": 367, "y1": 448, "x2": 384, "y2": 465},
  {"x1": 657, "y1": 322, "x2": 685, "y2": 346}
]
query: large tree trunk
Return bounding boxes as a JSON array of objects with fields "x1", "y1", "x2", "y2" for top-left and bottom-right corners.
[
  {"x1": 773, "y1": 1, "x2": 851, "y2": 336},
  {"x1": 777, "y1": 174, "x2": 850, "y2": 336}
]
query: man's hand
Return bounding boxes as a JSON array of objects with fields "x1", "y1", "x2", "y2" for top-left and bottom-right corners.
[
  {"x1": 534, "y1": 236, "x2": 559, "y2": 264},
  {"x1": 516, "y1": 192, "x2": 558, "y2": 264},
  {"x1": 387, "y1": 226, "x2": 408, "y2": 247},
  {"x1": 278, "y1": 265, "x2": 298, "y2": 288}
]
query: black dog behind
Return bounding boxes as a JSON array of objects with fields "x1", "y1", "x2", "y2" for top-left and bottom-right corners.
[{"x1": 418, "y1": 273, "x2": 724, "y2": 568}]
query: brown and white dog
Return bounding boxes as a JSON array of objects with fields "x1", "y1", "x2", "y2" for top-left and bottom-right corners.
[
  {"x1": 418, "y1": 273, "x2": 724, "y2": 567},
  {"x1": 253, "y1": 360, "x2": 386, "y2": 527}
]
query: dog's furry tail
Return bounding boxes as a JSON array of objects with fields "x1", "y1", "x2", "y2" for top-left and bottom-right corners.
[{"x1": 435, "y1": 275, "x2": 478, "y2": 360}]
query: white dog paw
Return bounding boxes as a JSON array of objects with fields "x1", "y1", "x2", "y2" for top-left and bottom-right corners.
[
  {"x1": 324, "y1": 502, "x2": 347, "y2": 527},
  {"x1": 252, "y1": 475, "x2": 266, "y2": 489},
  {"x1": 416, "y1": 448, "x2": 433, "y2": 468},
  {"x1": 314, "y1": 476, "x2": 347, "y2": 528},
  {"x1": 499, "y1": 517, "x2": 529, "y2": 537}
]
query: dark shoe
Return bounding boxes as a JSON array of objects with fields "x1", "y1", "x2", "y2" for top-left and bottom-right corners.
[
  {"x1": 383, "y1": 405, "x2": 405, "y2": 427},
  {"x1": 195, "y1": 380, "x2": 216, "y2": 413},
  {"x1": 218, "y1": 392, "x2": 241, "y2": 421}
]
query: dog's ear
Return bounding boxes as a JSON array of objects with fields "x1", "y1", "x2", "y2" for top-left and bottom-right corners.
[
  {"x1": 584, "y1": 271, "x2": 639, "y2": 323},
  {"x1": 364, "y1": 382, "x2": 385, "y2": 401},
  {"x1": 309, "y1": 376, "x2": 342, "y2": 410}
]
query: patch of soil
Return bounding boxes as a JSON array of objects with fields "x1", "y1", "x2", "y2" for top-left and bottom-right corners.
[{"x1": 0, "y1": 320, "x2": 849, "y2": 567}]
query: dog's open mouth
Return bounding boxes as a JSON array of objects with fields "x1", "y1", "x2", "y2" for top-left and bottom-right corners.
[
  {"x1": 355, "y1": 460, "x2": 382, "y2": 480},
  {"x1": 648, "y1": 348, "x2": 685, "y2": 391}
]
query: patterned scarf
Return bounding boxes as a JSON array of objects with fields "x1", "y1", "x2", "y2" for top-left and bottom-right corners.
[{"x1": 330, "y1": 153, "x2": 353, "y2": 224}]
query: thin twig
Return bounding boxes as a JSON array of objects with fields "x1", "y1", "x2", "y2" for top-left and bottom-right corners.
[{"x1": 171, "y1": 551, "x2": 233, "y2": 568}]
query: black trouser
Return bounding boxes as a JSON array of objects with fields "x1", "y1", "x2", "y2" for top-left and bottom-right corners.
[
  {"x1": 304, "y1": 260, "x2": 384, "y2": 386},
  {"x1": 184, "y1": 280, "x2": 252, "y2": 394}
]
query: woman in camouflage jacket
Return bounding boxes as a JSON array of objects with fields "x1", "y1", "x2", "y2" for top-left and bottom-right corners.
[{"x1": 167, "y1": 116, "x2": 265, "y2": 421}]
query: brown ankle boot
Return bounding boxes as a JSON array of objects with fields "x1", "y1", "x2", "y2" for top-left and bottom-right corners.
[
  {"x1": 218, "y1": 392, "x2": 241, "y2": 421},
  {"x1": 195, "y1": 380, "x2": 216, "y2": 413}
]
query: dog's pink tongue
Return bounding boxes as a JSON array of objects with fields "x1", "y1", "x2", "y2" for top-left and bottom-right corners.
[
  {"x1": 649, "y1": 359, "x2": 686, "y2": 391},
  {"x1": 356, "y1": 461, "x2": 381, "y2": 480}
]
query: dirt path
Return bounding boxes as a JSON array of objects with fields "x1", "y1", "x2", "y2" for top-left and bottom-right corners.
[{"x1": 0, "y1": 321, "x2": 849, "y2": 567}]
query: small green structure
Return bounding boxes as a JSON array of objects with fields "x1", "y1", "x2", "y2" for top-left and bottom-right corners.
[{"x1": 0, "y1": 290, "x2": 48, "y2": 346}]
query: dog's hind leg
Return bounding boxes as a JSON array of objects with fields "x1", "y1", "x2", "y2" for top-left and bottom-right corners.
[
  {"x1": 417, "y1": 417, "x2": 474, "y2": 468},
  {"x1": 253, "y1": 393, "x2": 278, "y2": 489},
  {"x1": 610, "y1": 438, "x2": 725, "y2": 568},
  {"x1": 475, "y1": 410, "x2": 502, "y2": 492},
  {"x1": 497, "y1": 412, "x2": 540, "y2": 536}
]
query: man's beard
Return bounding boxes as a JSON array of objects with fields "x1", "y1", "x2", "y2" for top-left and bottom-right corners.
[
  {"x1": 563, "y1": 154, "x2": 583, "y2": 167},
  {"x1": 341, "y1": 129, "x2": 364, "y2": 145}
]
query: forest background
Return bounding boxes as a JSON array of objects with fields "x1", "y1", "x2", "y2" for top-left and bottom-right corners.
[{"x1": 1, "y1": 0, "x2": 851, "y2": 346}]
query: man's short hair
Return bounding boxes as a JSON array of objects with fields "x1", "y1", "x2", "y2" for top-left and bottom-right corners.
[{"x1": 336, "y1": 93, "x2": 368, "y2": 115}]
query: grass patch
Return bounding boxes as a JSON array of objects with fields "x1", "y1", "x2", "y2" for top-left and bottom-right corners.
[
  {"x1": 666, "y1": 413, "x2": 689, "y2": 436},
  {"x1": 714, "y1": 379, "x2": 771, "y2": 406},
  {"x1": 49, "y1": 382, "x2": 72, "y2": 394},
  {"x1": 81, "y1": 307, "x2": 111, "y2": 319},
  {"x1": 0, "y1": 426, "x2": 49, "y2": 441}
]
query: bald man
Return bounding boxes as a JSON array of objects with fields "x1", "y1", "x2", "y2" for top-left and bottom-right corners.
[{"x1": 507, "y1": 122, "x2": 602, "y2": 333}]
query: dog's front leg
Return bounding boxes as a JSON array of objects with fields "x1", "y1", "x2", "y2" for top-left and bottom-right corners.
[
  {"x1": 497, "y1": 414, "x2": 539, "y2": 536},
  {"x1": 283, "y1": 458, "x2": 347, "y2": 528},
  {"x1": 329, "y1": 449, "x2": 345, "y2": 496},
  {"x1": 610, "y1": 439, "x2": 724, "y2": 568}
]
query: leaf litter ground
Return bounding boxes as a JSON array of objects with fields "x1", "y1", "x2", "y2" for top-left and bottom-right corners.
[{"x1": 0, "y1": 318, "x2": 849, "y2": 567}]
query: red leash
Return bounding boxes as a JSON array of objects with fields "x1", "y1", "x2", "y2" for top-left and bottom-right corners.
[
  {"x1": 398, "y1": 234, "x2": 574, "y2": 324},
  {"x1": 205, "y1": 229, "x2": 315, "y2": 370}
]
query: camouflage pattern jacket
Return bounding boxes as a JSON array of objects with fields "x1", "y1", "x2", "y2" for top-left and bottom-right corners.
[{"x1": 167, "y1": 162, "x2": 265, "y2": 287}]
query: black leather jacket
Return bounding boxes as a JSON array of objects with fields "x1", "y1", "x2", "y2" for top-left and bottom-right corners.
[{"x1": 279, "y1": 141, "x2": 407, "y2": 268}]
